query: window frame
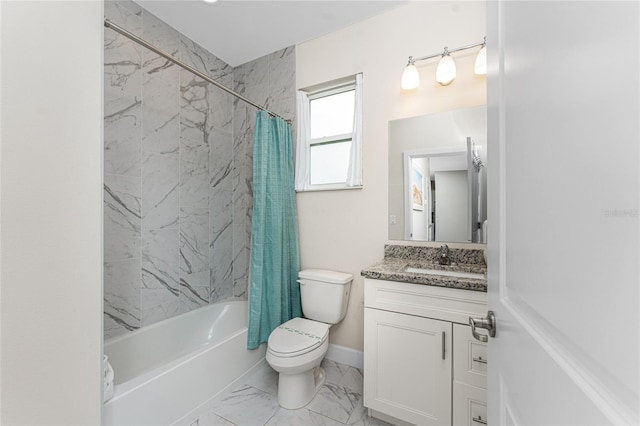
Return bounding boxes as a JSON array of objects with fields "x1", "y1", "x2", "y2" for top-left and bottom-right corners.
[{"x1": 296, "y1": 76, "x2": 363, "y2": 192}]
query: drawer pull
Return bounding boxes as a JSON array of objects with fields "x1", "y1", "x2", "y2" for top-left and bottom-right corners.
[
  {"x1": 473, "y1": 356, "x2": 487, "y2": 364},
  {"x1": 472, "y1": 415, "x2": 487, "y2": 425}
]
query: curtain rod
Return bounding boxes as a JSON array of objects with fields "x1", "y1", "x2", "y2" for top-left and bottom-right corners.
[{"x1": 104, "y1": 19, "x2": 291, "y2": 124}]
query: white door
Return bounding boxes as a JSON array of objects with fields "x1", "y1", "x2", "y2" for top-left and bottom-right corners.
[
  {"x1": 487, "y1": 1, "x2": 639, "y2": 425},
  {"x1": 435, "y1": 170, "x2": 468, "y2": 242}
]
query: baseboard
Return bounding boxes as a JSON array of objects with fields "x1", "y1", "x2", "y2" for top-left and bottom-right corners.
[{"x1": 325, "y1": 344, "x2": 364, "y2": 369}]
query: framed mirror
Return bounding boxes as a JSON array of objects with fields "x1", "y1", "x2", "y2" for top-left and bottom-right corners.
[{"x1": 388, "y1": 105, "x2": 487, "y2": 243}]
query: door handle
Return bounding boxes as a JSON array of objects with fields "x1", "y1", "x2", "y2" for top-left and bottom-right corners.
[{"x1": 469, "y1": 311, "x2": 496, "y2": 342}]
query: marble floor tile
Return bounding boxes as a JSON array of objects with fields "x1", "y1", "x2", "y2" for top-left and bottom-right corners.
[
  {"x1": 201, "y1": 361, "x2": 371, "y2": 426},
  {"x1": 321, "y1": 359, "x2": 351, "y2": 385},
  {"x1": 209, "y1": 385, "x2": 279, "y2": 426},
  {"x1": 306, "y1": 382, "x2": 361, "y2": 424},
  {"x1": 199, "y1": 411, "x2": 237, "y2": 426},
  {"x1": 264, "y1": 379, "x2": 279, "y2": 398},
  {"x1": 242, "y1": 363, "x2": 278, "y2": 393},
  {"x1": 346, "y1": 397, "x2": 394, "y2": 426},
  {"x1": 338, "y1": 367, "x2": 364, "y2": 395},
  {"x1": 265, "y1": 407, "x2": 342, "y2": 426}
]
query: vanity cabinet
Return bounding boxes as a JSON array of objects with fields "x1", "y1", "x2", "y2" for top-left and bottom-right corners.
[
  {"x1": 364, "y1": 308, "x2": 452, "y2": 425},
  {"x1": 363, "y1": 278, "x2": 488, "y2": 426}
]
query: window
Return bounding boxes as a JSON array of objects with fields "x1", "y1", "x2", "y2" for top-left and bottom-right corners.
[
  {"x1": 295, "y1": 74, "x2": 363, "y2": 191},
  {"x1": 309, "y1": 88, "x2": 355, "y2": 185}
]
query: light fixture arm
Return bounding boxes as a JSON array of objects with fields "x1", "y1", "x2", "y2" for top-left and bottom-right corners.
[{"x1": 408, "y1": 39, "x2": 486, "y2": 65}]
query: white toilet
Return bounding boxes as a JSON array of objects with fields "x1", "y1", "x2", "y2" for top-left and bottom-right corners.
[{"x1": 266, "y1": 269, "x2": 352, "y2": 409}]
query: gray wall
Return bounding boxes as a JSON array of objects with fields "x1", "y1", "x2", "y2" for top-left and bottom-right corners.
[{"x1": 104, "y1": 0, "x2": 295, "y2": 339}]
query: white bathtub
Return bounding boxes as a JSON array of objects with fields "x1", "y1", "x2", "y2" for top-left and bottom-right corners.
[{"x1": 104, "y1": 301, "x2": 266, "y2": 425}]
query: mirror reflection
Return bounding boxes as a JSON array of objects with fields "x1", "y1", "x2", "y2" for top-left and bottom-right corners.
[{"x1": 388, "y1": 105, "x2": 487, "y2": 243}]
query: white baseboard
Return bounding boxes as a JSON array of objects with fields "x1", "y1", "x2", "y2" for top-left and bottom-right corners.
[{"x1": 325, "y1": 344, "x2": 364, "y2": 369}]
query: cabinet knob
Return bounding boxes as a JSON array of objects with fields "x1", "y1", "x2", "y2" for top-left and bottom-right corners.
[
  {"x1": 472, "y1": 415, "x2": 488, "y2": 425},
  {"x1": 472, "y1": 356, "x2": 487, "y2": 364}
]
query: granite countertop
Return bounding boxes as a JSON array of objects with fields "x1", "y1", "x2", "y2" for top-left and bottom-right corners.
[{"x1": 361, "y1": 245, "x2": 487, "y2": 292}]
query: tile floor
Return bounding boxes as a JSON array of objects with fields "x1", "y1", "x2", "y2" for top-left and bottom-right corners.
[{"x1": 191, "y1": 359, "x2": 393, "y2": 426}]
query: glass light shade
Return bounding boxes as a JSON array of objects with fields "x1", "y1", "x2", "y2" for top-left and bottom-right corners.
[
  {"x1": 436, "y1": 55, "x2": 456, "y2": 86},
  {"x1": 401, "y1": 64, "x2": 420, "y2": 90},
  {"x1": 474, "y1": 45, "x2": 487, "y2": 75}
]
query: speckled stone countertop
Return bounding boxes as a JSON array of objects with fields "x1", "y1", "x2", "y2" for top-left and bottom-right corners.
[{"x1": 361, "y1": 244, "x2": 487, "y2": 292}]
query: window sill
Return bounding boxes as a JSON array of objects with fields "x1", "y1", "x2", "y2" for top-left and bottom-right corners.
[{"x1": 296, "y1": 184, "x2": 363, "y2": 193}]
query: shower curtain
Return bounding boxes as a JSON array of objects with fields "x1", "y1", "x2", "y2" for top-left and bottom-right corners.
[{"x1": 247, "y1": 111, "x2": 302, "y2": 350}]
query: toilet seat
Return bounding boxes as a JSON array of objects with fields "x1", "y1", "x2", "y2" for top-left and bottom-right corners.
[{"x1": 268, "y1": 317, "x2": 329, "y2": 358}]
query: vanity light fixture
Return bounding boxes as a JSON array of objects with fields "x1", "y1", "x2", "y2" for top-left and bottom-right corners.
[
  {"x1": 435, "y1": 48, "x2": 456, "y2": 86},
  {"x1": 400, "y1": 57, "x2": 420, "y2": 90},
  {"x1": 474, "y1": 37, "x2": 487, "y2": 75},
  {"x1": 401, "y1": 37, "x2": 486, "y2": 89}
]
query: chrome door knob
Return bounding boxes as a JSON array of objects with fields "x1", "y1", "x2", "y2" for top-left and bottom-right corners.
[{"x1": 469, "y1": 311, "x2": 496, "y2": 342}]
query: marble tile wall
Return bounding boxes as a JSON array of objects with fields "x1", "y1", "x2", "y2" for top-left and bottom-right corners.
[
  {"x1": 231, "y1": 47, "x2": 296, "y2": 299},
  {"x1": 104, "y1": 0, "x2": 296, "y2": 339},
  {"x1": 104, "y1": 0, "x2": 144, "y2": 339}
]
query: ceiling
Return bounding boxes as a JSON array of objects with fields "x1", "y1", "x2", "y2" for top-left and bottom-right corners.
[{"x1": 136, "y1": 0, "x2": 406, "y2": 67}]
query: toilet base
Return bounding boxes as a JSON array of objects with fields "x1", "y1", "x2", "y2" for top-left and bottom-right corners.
[{"x1": 277, "y1": 366, "x2": 326, "y2": 410}]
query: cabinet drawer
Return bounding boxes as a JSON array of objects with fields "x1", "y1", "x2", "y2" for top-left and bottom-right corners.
[
  {"x1": 453, "y1": 382, "x2": 487, "y2": 426},
  {"x1": 364, "y1": 278, "x2": 487, "y2": 325},
  {"x1": 453, "y1": 324, "x2": 487, "y2": 389}
]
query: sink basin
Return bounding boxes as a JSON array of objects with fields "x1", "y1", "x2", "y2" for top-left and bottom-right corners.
[{"x1": 404, "y1": 267, "x2": 485, "y2": 280}]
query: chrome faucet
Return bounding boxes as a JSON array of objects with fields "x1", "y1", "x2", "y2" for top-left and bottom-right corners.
[{"x1": 438, "y1": 244, "x2": 451, "y2": 265}]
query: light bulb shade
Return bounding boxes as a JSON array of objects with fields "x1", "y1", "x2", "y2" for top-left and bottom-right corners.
[
  {"x1": 401, "y1": 64, "x2": 420, "y2": 90},
  {"x1": 436, "y1": 55, "x2": 456, "y2": 86},
  {"x1": 474, "y1": 45, "x2": 487, "y2": 75}
]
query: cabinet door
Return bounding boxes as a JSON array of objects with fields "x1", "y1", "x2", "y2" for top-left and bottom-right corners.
[{"x1": 364, "y1": 308, "x2": 451, "y2": 426}]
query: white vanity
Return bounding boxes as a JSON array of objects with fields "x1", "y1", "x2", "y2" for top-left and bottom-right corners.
[{"x1": 362, "y1": 245, "x2": 488, "y2": 426}]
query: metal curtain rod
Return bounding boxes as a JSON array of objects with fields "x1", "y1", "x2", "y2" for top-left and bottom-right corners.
[
  {"x1": 104, "y1": 19, "x2": 290, "y2": 123},
  {"x1": 408, "y1": 38, "x2": 486, "y2": 64}
]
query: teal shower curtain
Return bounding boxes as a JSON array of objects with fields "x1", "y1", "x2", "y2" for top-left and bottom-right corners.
[{"x1": 247, "y1": 111, "x2": 302, "y2": 350}]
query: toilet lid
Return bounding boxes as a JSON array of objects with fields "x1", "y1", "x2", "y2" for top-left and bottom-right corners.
[{"x1": 268, "y1": 318, "x2": 329, "y2": 357}]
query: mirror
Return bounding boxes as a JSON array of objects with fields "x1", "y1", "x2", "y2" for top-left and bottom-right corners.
[{"x1": 388, "y1": 105, "x2": 487, "y2": 243}]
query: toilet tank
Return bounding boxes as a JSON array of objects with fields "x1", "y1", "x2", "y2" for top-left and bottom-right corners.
[{"x1": 298, "y1": 269, "x2": 352, "y2": 324}]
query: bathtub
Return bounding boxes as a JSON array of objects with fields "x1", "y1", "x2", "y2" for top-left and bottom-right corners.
[{"x1": 104, "y1": 301, "x2": 266, "y2": 425}]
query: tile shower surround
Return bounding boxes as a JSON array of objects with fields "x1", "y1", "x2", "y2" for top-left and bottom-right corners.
[{"x1": 104, "y1": 0, "x2": 295, "y2": 339}]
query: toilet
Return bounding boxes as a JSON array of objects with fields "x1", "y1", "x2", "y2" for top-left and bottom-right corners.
[{"x1": 266, "y1": 269, "x2": 352, "y2": 409}]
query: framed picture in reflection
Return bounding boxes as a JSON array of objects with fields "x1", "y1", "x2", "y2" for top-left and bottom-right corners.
[{"x1": 412, "y1": 168, "x2": 424, "y2": 211}]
